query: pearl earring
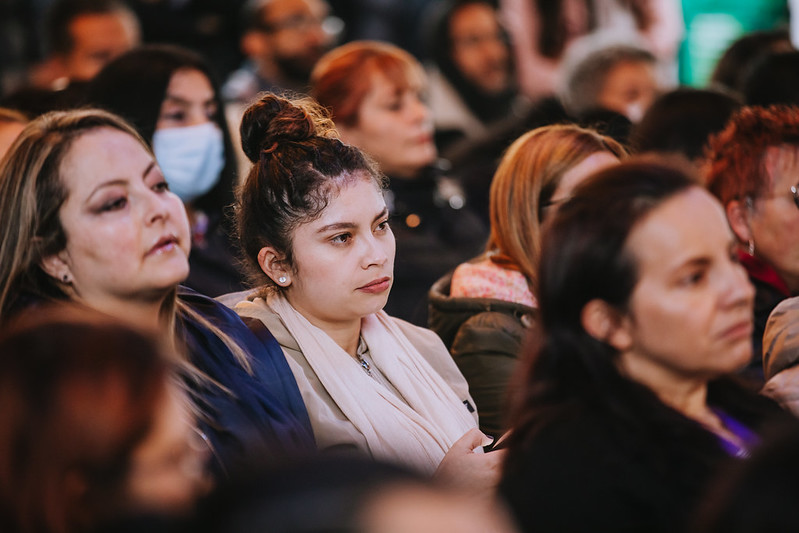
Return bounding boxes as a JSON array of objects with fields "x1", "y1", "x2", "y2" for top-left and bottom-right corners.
[{"x1": 278, "y1": 276, "x2": 287, "y2": 284}]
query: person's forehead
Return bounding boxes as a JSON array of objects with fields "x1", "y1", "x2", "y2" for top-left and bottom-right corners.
[
  {"x1": 264, "y1": 0, "x2": 325, "y2": 21},
  {"x1": 450, "y1": 3, "x2": 497, "y2": 32},
  {"x1": 69, "y1": 12, "x2": 135, "y2": 46}
]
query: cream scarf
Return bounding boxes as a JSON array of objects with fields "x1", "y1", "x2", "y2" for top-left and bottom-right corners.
[{"x1": 267, "y1": 293, "x2": 477, "y2": 474}]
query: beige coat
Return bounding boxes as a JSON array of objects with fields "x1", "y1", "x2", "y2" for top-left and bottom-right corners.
[{"x1": 234, "y1": 297, "x2": 478, "y2": 456}]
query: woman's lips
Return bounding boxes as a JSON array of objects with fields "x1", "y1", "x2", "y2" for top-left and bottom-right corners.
[
  {"x1": 148, "y1": 235, "x2": 178, "y2": 256},
  {"x1": 719, "y1": 319, "x2": 753, "y2": 342},
  {"x1": 357, "y1": 277, "x2": 391, "y2": 294}
]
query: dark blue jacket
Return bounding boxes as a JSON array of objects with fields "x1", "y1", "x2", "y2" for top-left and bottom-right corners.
[{"x1": 177, "y1": 287, "x2": 315, "y2": 473}]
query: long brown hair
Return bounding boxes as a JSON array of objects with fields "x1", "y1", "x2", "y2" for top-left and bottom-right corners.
[
  {"x1": 236, "y1": 92, "x2": 385, "y2": 297},
  {"x1": 0, "y1": 108, "x2": 251, "y2": 375}
]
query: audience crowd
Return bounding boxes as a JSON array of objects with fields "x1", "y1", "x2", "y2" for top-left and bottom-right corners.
[{"x1": 2, "y1": 0, "x2": 799, "y2": 532}]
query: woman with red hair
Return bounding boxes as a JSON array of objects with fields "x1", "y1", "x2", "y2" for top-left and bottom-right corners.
[{"x1": 310, "y1": 40, "x2": 487, "y2": 326}]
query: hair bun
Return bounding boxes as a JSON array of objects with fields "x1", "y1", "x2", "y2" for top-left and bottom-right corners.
[{"x1": 240, "y1": 92, "x2": 333, "y2": 163}]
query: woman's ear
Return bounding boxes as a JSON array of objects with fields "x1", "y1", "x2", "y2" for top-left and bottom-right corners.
[
  {"x1": 257, "y1": 246, "x2": 292, "y2": 287},
  {"x1": 581, "y1": 299, "x2": 633, "y2": 352},
  {"x1": 726, "y1": 199, "x2": 753, "y2": 245},
  {"x1": 39, "y1": 252, "x2": 73, "y2": 285}
]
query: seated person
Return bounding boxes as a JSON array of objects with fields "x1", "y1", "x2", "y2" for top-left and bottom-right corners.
[
  {"x1": 558, "y1": 39, "x2": 660, "y2": 124},
  {"x1": 0, "y1": 108, "x2": 315, "y2": 474},
  {"x1": 429, "y1": 124, "x2": 625, "y2": 436},
  {"x1": 704, "y1": 105, "x2": 799, "y2": 384},
  {"x1": 310, "y1": 40, "x2": 488, "y2": 325},
  {"x1": 500, "y1": 157, "x2": 783, "y2": 533},
  {"x1": 424, "y1": 0, "x2": 526, "y2": 152},
  {"x1": 228, "y1": 92, "x2": 501, "y2": 492},
  {"x1": 85, "y1": 44, "x2": 248, "y2": 297},
  {"x1": 0, "y1": 305, "x2": 208, "y2": 532}
]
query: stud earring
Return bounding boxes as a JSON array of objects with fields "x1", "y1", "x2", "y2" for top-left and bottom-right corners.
[
  {"x1": 278, "y1": 276, "x2": 287, "y2": 284},
  {"x1": 748, "y1": 239, "x2": 755, "y2": 256},
  {"x1": 62, "y1": 274, "x2": 69, "y2": 283}
]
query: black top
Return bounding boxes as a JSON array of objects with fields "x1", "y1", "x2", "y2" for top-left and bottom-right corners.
[
  {"x1": 499, "y1": 379, "x2": 784, "y2": 533},
  {"x1": 384, "y1": 167, "x2": 487, "y2": 326}
]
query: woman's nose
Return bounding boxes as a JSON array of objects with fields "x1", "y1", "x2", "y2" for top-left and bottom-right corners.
[
  {"x1": 408, "y1": 96, "x2": 430, "y2": 124},
  {"x1": 362, "y1": 235, "x2": 388, "y2": 268},
  {"x1": 721, "y1": 261, "x2": 755, "y2": 308},
  {"x1": 145, "y1": 191, "x2": 171, "y2": 225}
]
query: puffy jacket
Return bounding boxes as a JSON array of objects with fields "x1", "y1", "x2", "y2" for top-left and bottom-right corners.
[{"x1": 428, "y1": 271, "x2": 538, "y2": 437}]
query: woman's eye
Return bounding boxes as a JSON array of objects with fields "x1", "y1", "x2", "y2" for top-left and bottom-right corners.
[
  {"x1": 331, "y1": 233, "x2": 351, "y2": 244},
  {"x1": 680, "y1": 270, "x2": 705, "y2": 286},
  {"x1": 100, "y1": 197, "x2": 127, "y2": 212},
  {"x1": 375, "y1": 220, "x2": 390, "y2": 233},
  {"x1": 384, "y1": 100, "x2": 402, "y2": 112},
  {"x1": 162, "y1": 111, "x2": 186, "y2": 123},
  {"x1": 153, "y1": 180, "x2": 170, "y2": 193}
]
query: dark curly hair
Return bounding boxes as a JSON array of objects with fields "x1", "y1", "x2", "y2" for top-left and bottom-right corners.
[{"x1": 235, "y1": 92, "x2": 386, "y2": 294}]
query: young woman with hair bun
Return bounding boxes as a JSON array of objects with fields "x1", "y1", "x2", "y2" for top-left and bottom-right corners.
[{"x1": 229, "y1": 92, "x2": 502, "y2": 490}]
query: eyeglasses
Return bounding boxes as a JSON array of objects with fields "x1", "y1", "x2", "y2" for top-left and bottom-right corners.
[
  {"x1": 259, "y1": 14, "x2": 342, "y2": 36},
  {"x1": 747, "y1": 186, "x2": 799, "y2": 210}
]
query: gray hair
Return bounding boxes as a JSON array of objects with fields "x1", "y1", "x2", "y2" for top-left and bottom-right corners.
[{"x1": 559, "y1": 37, "x2": 657, "y2": 116}]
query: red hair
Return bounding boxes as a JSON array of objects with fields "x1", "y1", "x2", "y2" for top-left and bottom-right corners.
[
  {"x1": 310, "y1": 40, "x2": 426, "y2": 128},
  {"x1": 704, "y1": 105, "x2": 799, "y2": 205}
]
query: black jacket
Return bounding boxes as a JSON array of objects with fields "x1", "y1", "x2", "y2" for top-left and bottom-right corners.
[
  {"x1": 385, "y1": 167, "x2": 487, "y2": 326},
  {"x1": 500, "y1": 379, "x2": 784, "y2": 533}
]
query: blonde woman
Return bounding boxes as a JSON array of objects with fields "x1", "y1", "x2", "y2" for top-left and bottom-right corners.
[
  {"x1": 0, "y1": 109, "x2": 314, "y2": 474},
  {"x1": 429, "y1": 124, "x2": 626, "y2": 436}
]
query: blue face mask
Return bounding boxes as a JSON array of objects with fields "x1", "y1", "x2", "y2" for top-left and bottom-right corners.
[{"x1": 152, "y1": 122, "x2": 225, "y2": 204}]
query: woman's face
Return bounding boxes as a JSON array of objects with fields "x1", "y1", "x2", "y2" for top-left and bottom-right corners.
[
  {"x1": 156, "y1": 68, "x2": 218, "y2": 130},
  {"x1": 280, "y1": 176, "x2": 395, "y2": 331},
  {"x1": 550, "y1": 151, "x2": 619, "y2": 205},
  {"x1": 597, "y1": 60, "x2": 658, "y2": 123},
  {"x1": 617, "y1": 187, "x2": 755, "y2": 386},
  {"x1": 748, "y1": 145, "x2": 799, "y2": 292},
  {"x1": 48, "y1": 127, "x2": 190, "y2": 310},
  {"x1": 338, "y1": 72, "x2": 436, "y2": 179},
  {"x1": 124, "y1": 382, "x2": 210, "y2": 515}
]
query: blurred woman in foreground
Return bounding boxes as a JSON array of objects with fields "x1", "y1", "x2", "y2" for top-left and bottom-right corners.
[{"x1": 500, "y1": 158, "x2": 783, "y2": 532}]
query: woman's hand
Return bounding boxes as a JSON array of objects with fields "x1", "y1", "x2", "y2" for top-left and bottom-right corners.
[
  {"x1": 762, "y1": 365, "x2": 799, "y2": 416},
  {"x1": 433, "y1": 428, "x2": 506, "y2": 497}
]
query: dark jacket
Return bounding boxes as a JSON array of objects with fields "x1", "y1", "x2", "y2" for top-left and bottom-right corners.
[
  {"x1": 385, "y1": 166, "x2": 488, "y2": 326},
  {"x1": 177, "y1": 288, "x2": 316, "y2": 473},
  {"x1": 428, "y1": 271, "x2": 537, "y2": 437},
  {"x1": 740, "y1": 252, "x2": 791, "y2": 385},
  {"x1": 184, "y1": 212, "x2": 247, "y2": 297},
  {"x1": 499, "y1": 379, "x2": 784, "y2": 533}
]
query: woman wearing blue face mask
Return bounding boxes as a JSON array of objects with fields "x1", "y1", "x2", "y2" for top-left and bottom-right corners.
[{"x1": 84, "y1": 44, "x2": 244, "y2": 297}]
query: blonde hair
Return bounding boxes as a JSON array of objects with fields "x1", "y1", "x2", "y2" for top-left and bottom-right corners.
[
  {"x1": 0, "y1": 108, "x2": 251, "y2": 378},
  {"x1": 486, "y1": 124, "x2": 627, "y2": 293},
  {"x1": 0, "y1": 107, "x2": 28, "y2": 125}
]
